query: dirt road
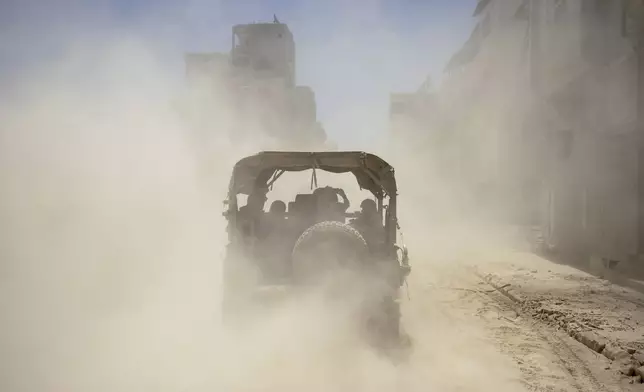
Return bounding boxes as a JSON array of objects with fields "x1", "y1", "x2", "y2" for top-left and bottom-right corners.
[
  {"x1": 398, "y1": 239, "x2": 644, "y2": 392},
  {"x1": 222, "y1": 245, "x2": 642, "y2": 391},
  {"x1": 206, "y1": 227, "x2": 644, "y2": 392}
]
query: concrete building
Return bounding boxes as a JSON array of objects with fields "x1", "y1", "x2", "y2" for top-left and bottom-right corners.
[
  {"x1": 438, "y1": 0, "x2": 530, "y2": 220},
  {"x1": 525, "y1": 0, "x2": 643, "y2": 269},
  {"x1": 387, "y1": 79, "x2": 460, "y2": 178},
  {"x1": 389, "y1": 90, "x2": 435, "y2": 147},
  {"x1": 441, "y1": 0, "x2": 644, "y2": 270},
  {"x1": 183, "y1": 20, "x2": 329, "y2": 150}
]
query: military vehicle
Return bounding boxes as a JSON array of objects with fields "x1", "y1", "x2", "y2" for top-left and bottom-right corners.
[{"x1": 221, "y1": 151, "x2": 410, "y2": 350}]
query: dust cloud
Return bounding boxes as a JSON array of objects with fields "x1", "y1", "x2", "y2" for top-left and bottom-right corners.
[{"x1": 0, "y1": 2, "x2": 529, "y2": 392}]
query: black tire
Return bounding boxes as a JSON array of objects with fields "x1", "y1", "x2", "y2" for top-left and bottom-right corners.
[
  {"x1": 291, "y1": 221, "x2": 405, "y2": 353},
  {"x1": 291, "y1": 221, "x2": 369, "y2": 284}
]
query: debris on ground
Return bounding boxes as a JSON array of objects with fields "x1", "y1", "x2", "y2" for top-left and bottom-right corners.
[{"x1": 472, "y1": 250, "x2": 644, "y2": 383}]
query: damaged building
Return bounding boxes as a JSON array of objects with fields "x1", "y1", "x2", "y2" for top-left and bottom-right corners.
[{"x1": 183, "y1": 20, "x2": 329, "y2": 151}]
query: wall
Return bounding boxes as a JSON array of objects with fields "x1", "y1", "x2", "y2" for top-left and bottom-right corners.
[
  {"x1": 436, "y1": 0, "x2": 530, "y2": 219},
  {"x1": 532, "y1": 0, "x2": 642, "y2": 261}
]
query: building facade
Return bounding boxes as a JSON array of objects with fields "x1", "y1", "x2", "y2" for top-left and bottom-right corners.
[
  {"x1": 441, "y1": 0, "x2": 644, "y2": 268},
  {"x1": 439, "y1": 0, "x2": 530, "y2": 221},
  {"x1": 183, "y1": 21, "x2": 330, "y2": 152},
  {"x1": 387, "y1": 81, "x2": 465, "y2": 183},
  {"x1": 527, "y1": 0, "x2": 642, "y2": 266}
]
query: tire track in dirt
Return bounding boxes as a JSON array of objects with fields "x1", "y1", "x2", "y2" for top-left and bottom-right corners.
[
  {"x1": 469, "y1": 267, "x2": 628, "y2": 392},
  {"x1": 417, "y1": 261, "x2": 629, "y2": 392}
]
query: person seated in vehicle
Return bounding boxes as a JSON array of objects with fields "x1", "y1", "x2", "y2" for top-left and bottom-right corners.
[
  {"x1": 351, "y1": 198, "x2": 384, "y2": 251},
  {"x1": 237, "y1": 190, "x2": 267, "y2": 240},
  {"x1": 261, "y1": 200, "x2": 287, "y2": 237},
  {"x1": 313, "y1": 186, "x2": 350, "y2": 223},
  {"x1": 257, "y1": 200, "x2": 291, "y2": 281},
  {"x1": 269, "y1": 200, "x2": 287, "y2": 218}
]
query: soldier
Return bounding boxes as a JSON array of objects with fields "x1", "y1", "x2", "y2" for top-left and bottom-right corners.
[
  {"x1": 238, "y1": 189, "x2": 268, "y2": 239},
  {"x1": 259, "y1": 200, "x2": 290, "y2": 281},
  {"x1": 351, "y1": 198, "x2": 384, "y2": 250},
  {"x1": 313, "y1": 186, "x2": 350, "y2": 222},
  {"x1": 268, "y1": 200, "x2": 287, "y2": 217},
  {"x1": 261, "y1": 200, "x2": 287, "y2": 237}
]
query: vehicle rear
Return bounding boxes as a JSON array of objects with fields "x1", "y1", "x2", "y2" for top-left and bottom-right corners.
[{"x1": 221, "y1": 151, "x2": 410, "y2": 352}]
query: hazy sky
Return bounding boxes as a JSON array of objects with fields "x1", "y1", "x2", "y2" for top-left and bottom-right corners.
[{"x1": 1, "y1": 0, "x2": 477, "y2": 147}]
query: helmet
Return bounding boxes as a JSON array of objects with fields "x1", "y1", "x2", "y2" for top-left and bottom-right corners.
[
  {"x1": 360, "y1": 198, "x2": 377, "y2": 213},
  {"x1": 269, "y1": 200, "x2": 287, "y2": 214}
]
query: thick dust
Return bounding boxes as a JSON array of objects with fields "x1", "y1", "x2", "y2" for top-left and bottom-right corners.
[{"x1": 0, "y1": 7, "x2": 530, "y2": 392}]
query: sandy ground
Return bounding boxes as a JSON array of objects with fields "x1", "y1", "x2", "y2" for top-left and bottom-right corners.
[
  {"x1": 404, "y1": 256, "x2": 636, "y2": 392},
  {"x1": 193, "y1": 222, "x2": 644, "y2": 392},
  {"x1": 381, "y1": 220, "x2": 644, "y2": 392},
  {"x1": 473, "y1": 250, "x2": 644, "y2": 352},
  {"x1": 210, "y1": 249, "x2": 637, "y2": 392}
]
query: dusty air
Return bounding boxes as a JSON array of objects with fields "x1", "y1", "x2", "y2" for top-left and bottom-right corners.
[{"x1": 1, "y1": 1, "x2": 644, "y2": 391}]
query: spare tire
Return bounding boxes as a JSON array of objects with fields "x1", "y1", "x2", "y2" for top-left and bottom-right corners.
[{"x1": 291, "y1": 221, "x2": 369, "y2": 284}]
